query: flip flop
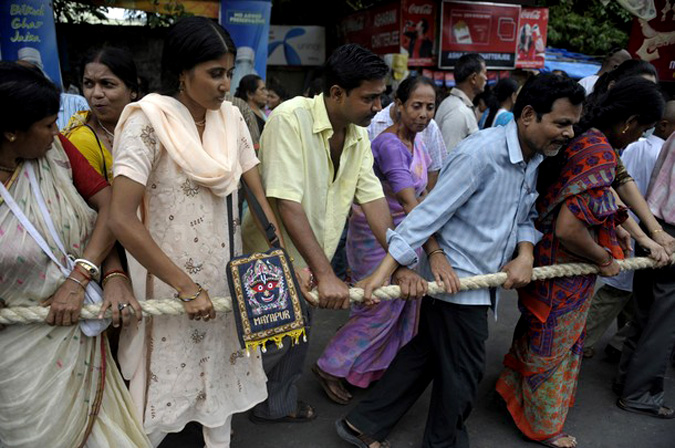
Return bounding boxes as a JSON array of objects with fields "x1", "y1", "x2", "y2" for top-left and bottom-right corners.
[
  {"x1": 312, "y1": 363, "x2": 351, "y2": 405},
  {"x1": 249, "y1": 400, "x2": 317, "y2": 424},
  {"x1": 527, "y1": 433, "x2": 577, "y2": 448},
  {"x1": 617, "y1": 398, "x2": 675, "y2": 419},
  {"x1": 335, "y1": 419, "x2": 391, "y2": 448}
]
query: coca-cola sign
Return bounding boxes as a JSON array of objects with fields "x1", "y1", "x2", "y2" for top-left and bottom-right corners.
[
  {"x1": 521, "y1": 10, "x2": 541, "y2": 20},
  {"x1": 408, "y1": 4, "x2": 433, "y2": 15}
]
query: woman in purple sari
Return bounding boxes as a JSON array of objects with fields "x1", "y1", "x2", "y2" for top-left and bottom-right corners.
[{"x1": 314, "y1": 76, "x2": 442, "y2": 404}]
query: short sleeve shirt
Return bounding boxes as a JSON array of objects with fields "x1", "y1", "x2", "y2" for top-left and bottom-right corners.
[{"x1": 241, "y1": 94, "x2": 385, "y2": 268}]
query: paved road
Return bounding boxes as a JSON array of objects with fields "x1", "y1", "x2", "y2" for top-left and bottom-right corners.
[{"x1": 162, "y1": 288, "x2": 675, "y2": 448}]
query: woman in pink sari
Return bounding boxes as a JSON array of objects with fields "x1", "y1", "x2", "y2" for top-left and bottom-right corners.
[{"x1": 313, "y1": 76, "x2": 455, "y2": 404}]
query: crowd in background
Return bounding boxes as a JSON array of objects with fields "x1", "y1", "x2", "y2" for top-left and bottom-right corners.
[{"x1": 1, "y1": 16, "x2": 675, "y2": 448}]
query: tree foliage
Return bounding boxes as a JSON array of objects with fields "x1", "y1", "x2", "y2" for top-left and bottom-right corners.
[
  {"x1": 543, "y1": 0, "x2": 633, "y2": 56},
  {"x1": 52, "y1": 0, "x2": 190, "y2": 28},
  {"x1": 53, "y1": 0, "x2": 108, "y2": 24}
]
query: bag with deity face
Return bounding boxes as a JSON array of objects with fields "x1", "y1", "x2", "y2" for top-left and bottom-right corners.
[{"x1": 226, "y1": 181, "x2": 308, "y2": 354}]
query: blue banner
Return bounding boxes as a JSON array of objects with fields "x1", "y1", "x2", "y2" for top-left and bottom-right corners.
[
  {"x1": 220, "y1": 0, "x2": 272, "y2": 94},
  {"x1": 0, "y1": 0, "x2": 62, "y2": 88}
]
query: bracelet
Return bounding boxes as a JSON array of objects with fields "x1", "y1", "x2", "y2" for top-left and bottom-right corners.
[
  {"x1": 598, "y1": 253, "x2": 614, "y2": 268},
  {"x1": 103, "y1": 269, "x2": 127, "y2": 278},
  {"x1": 102, "y1": 272, "x2": 130, "y2": 287},
  {"x1": 72, "y1": 263, "x2": 92, "y2": 281},
  {"x1": 427, "y1": 249, "x2": 445, "y2": 258},
  {"x1": 175, "y1": 283, "x2": 203, "y2": 302},
  {"x1": 74, "y1": 258, "x2": 100, "y2": 278},
  {"x1": 66, "y1": 276, "x2": 87, "y2": 291},
  {"x1": 651, "y1": 228, "x2": 664, "y2": 236}
]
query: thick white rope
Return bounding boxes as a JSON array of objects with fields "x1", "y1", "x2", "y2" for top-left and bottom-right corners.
[{"x1": 0, "y1": 254, "x2": 672, "y2": 325}]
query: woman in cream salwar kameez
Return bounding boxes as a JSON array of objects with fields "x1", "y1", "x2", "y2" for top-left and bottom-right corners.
[{"x1": 110, "y1": 18, "x2": 281, "y2": 448}]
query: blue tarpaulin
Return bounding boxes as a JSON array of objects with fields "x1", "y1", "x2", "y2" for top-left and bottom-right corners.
[{"x1": 542, "y1": 47, "x2": 601, "y2": 79}]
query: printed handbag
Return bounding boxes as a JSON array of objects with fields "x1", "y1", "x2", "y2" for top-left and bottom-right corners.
[{"x1": 226, "y1": 180, "x2": 308, "y2": 354}]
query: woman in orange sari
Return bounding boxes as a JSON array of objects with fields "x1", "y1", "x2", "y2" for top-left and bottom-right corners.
[{"x1": 497, "y1": 77, "x2": 667, "y2": 448}]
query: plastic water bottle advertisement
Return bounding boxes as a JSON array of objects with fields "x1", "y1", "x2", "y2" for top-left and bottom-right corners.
[
  {"x1": 220, "y1": 0, "x2": 272, "y2": 94},
  {"x1": 0, "y1": 0, "x2": 63, "y2": 88}
]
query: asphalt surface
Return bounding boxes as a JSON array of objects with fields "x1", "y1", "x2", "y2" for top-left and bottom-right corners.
[{"x1": 161, "y1": 288, "x2": 675, "y2": 448}]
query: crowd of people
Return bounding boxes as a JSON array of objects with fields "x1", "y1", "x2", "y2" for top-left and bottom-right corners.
[{"x1": 0, "y1": 16, "x2": 674, "y2": 448}]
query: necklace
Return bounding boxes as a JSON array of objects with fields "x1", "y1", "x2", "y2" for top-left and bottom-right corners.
[
  {"x1": 194, "y1": 118, "x2": 206, "y2": 127},
  {"x1": 96, "y1": 117, "x2": 115, "y2": 148},
  {"x1": 0, "y1": 164, "x2": 16, "y2": 173}
]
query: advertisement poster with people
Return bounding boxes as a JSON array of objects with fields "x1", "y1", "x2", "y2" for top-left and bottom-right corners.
[
  {"x1": 515, "y1": 7, "x2": 548, "y2": 69},
  {"x1": 628, "y1": 0, "x2": 675, "y2": 81},
  {"x1": 400, "y1": 0, "x2": 437, "y2": 66},
  {"x1": 439, "y1": 0, "x2": 521, "y2": 69},
  {"x1": 0, "y1": 0, "x2": 63, "y2": 87}
]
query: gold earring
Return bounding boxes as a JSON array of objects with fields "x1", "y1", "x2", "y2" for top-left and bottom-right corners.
[
  {"x1": 179, "y1": 81, "x2": 185, "y2": 92},
  {"x1": 8, "y1": 135, "x2": 15, "y2": 142},
  {"x1": 622, "y1": 124, "x2": 630, "y2": 134}
]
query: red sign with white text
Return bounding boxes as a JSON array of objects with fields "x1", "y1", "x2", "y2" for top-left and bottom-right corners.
[
  {"x1": 628, "y1": 0, "x2": 675, "y2": 82},
  {"x1": 400, "y1": 0, "x2": 437, "y2": 66},
  {"x1": 339, "y1": 2, "x2": 400, "y2": 55},
  {"x1": 515, "y1": 7, "x2": 548, "y2": 69},
  {"x1": 439, "y1": 0, "x2": 521, "y2": 69}
]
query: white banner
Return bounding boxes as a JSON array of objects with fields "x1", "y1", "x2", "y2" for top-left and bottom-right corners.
[{"x1": 268, "y1": 25, "x2": 325, "y2": 66}]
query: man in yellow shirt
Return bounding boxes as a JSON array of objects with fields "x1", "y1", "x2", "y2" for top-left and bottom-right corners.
[{"x1": 242, "y1": 44, "x2": 395, "y2": 423}]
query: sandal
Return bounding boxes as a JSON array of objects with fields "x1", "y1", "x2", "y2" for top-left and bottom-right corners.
[
  {"x1": 312, "y1": 363, "x2": 352, "y2": 405},
  {"x1": 249, "y1": 400, "x2": 317, "y2": 424},
  {"x1": 335, "y1": 419, "x2": 391, "y2": 448},
  {"x1": 530, "y1": 433, "x2": 577, "y2": 448},
  {"x1": 617, "y1": 398, "x2": 675, "y2": 419}
]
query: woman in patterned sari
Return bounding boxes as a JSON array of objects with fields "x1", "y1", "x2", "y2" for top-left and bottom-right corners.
[
  {"x1": 496, "y1": 77, "x2": 666, "y2": 448},
  {"x1": 0, "y1": 63, "x2": 149, "y2": 447}
]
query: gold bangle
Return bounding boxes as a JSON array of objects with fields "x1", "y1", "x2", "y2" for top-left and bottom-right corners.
[
  {"x1": 175, "y1": 283, "x2": 203, "y2": 302},
  {"x1": 102, "y1": 272, "x2": 130, "y2": 287},
  {"x1": 66, "y1": 276, "x2": 87, "y2": 291},
  {"x1": 651, "y1": 228, "x2": 664, "y2": 236},
  {"x1": 427, "y1": 249, "x2": 445, "y2": 258}
]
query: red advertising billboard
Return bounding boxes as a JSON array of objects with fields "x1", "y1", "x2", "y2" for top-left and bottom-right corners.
[
  {"x1": 515, "y1": 7, "x2": 548, "y2": 69},
  {"x1": 439, "y1": 0, "x2": 521, "y2": 69},
  {"x1": 400, "y1": 0, "x2": 437, "y2": 66},
  {"x1": 628, "y1": 0, "x2": 675, "y2": 82},
  {"x1": 339, "y1": 2, "x2": 401, "y2": 55}
]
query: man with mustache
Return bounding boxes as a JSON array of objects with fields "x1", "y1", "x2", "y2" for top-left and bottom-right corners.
[
  {"x1": 242, "y1": 44, "x2": 398, "y2": 424},
  {"x1": 336, "y1": 73, "x2": 586, "y2": 448}
]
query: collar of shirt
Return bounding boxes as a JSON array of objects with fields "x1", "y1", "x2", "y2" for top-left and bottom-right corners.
[
  {"x1": 504, "y1": 119, "x2": 542, "y2": 167},
  {"x1": 647, "y1": 133, "x2": 665, "y2": 147},
  {"x1": 372, "y1": 103, "x2": 394, "y2": 125},
  {"x1": 450, "y1": 87, "x2": 474, "y2": 109},
  {"x1": 311, "y1": 93, "x2": 363, "y2": 150}
]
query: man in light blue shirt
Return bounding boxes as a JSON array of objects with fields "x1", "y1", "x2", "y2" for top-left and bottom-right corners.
[{"x1": 337, "y1": 74, "x2": 586, "y2": 448}]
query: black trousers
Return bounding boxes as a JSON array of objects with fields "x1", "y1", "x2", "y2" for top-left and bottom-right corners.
[
  {"x1": 347, "y1": 297, "x2": 489, "y2": 448},
  {"x1": 617, "y1": 220, "x2": 675, "y2": 410}
]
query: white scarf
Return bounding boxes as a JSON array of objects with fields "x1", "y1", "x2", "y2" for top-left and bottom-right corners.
[{"x1": 115, "y1": 93, "x2": 242, "y2": 197}]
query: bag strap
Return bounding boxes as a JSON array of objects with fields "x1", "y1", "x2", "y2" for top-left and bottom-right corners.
[
  {"x1": 241, "y1": 178, "x2": 280, "y2": 248},
  {"x1": 0, "y1": 162, "x2": 71, "y2": 277},
  {"x1": 83, "y1": 123, "x2": 110, "y2": 183},
  {"x1": 226, "y1": 195, "x2": 236, "y2": 260}
]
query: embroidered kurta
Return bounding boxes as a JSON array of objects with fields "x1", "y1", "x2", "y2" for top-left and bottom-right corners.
[{"x1": 114, "y1": 104, "x2": 268, "y2": 435}]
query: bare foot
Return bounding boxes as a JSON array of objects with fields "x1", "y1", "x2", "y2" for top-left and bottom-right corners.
[{"x1": 312, "y1": 364, "x2": 352, "y2": 404}]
